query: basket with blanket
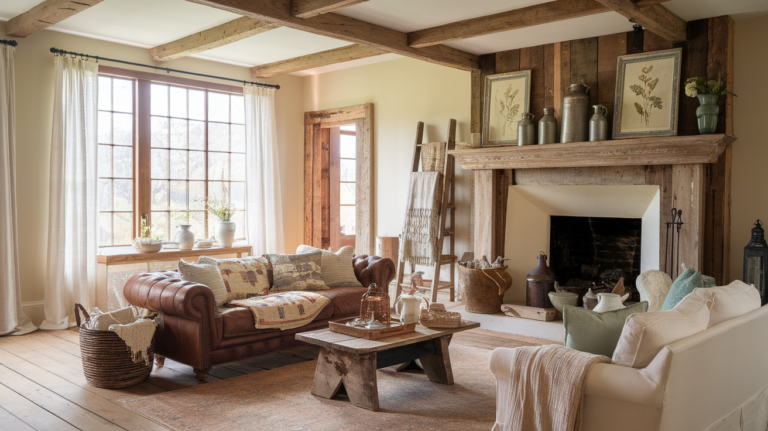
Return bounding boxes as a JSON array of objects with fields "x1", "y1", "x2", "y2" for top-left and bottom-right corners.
[{"x1": 75, "y1": 303, "x2": 159, "y2": 389}]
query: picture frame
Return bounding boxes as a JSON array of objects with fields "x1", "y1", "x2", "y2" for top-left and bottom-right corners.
[
  {"x1": 483, "y1": 70, "x2": 531, "y2": 146},
  {"x1": 613, "y1": 48, "x2": 682, "y2": 139}
]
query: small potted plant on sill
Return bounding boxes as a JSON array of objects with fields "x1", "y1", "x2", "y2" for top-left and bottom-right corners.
[
  {"x1": 201, "y1": 185, "x2": 238, "y2": 248},
  {"x1": 684, "y1": 76, "x2": 737, "y2": 134},
  {"x1": 132, "y1": 217, "x2": 163, "y2": 253}
]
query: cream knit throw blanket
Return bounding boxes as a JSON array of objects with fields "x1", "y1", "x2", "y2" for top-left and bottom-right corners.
[
  {"x1": 399, "y1": 171, "x2": 442, "y2": 266},
  {"x1": 109, "y1": 319, "x2": 157, "y2": 366},
  {"x1": 495, "y1": 344, "x2": 610, "y2": 431}
]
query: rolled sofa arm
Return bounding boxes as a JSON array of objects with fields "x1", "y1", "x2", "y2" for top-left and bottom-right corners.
[
  {"x1": 353, "y1": 255, "x2": 396, "y2": 288},
  {"x1": 123, "y1": 272, "x2": 216, "y2": 323}
]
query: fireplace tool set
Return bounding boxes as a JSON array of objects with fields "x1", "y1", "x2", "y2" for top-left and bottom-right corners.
[{"x1": 664, "y1": 208, "x2": 685, "y2": 279}]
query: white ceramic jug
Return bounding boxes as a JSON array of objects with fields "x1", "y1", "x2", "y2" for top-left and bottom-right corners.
[
  {"x1": 394, "y1": 293, "x2": 429, "y2": 325},
  {"x1": 592, "y1": 292, "x2": 630, "y2": 313}
]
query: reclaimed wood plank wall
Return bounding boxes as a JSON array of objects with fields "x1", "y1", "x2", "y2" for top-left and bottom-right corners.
[{"x1": 470, "y1": 17, "x2": 735, "y2": 283}]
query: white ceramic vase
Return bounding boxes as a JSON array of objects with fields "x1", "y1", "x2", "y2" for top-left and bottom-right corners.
[
  {"x1": 592, "y1": 292, "x2": 630, "y2": 313},
  {"x1": 175, "y1": 225, "x2": 195, "y2": 250},
  {"x1": 216, "y1": 221, "x2": 236, "y2": 248}
]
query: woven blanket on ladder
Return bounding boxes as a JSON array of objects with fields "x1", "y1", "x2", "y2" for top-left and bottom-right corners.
[
  {"x1": 399, "y1": 171, "x2": 442, "y2": 266},
  {"x1": 229, "y1": 292, "x2": 331, "y2": 330}
]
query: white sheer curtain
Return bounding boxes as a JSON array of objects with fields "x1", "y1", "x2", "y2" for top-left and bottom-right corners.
[
  {"x1": 41, "y1": 56, "x2": 99, "y2": 329},
  {"x1": 243, "y1": 85, "x2": 284, "y2": 255},
  {"x1": 0, "y1": 45, "x2": 37, "y2": 336}
]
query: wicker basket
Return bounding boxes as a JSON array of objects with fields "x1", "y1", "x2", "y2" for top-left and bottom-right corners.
[{"x1": 75, "y1": 303, "x2": 155, "y2": 389}]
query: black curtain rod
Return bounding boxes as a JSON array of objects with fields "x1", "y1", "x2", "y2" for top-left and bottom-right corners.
[
  {"x1": 1, "y1": 40, "x2": 19, "y2": 47},
  {"x1": 49, "y1": 47, "x2": 280, "y2": 90}
]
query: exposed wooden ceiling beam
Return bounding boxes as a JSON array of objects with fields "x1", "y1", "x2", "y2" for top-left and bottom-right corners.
[
  {"x1": 408, "y1": 0, "x2": 610, "y2": 48},
  {"x1": 6, "y1": 0, "x2": 103, "y2": 38},
  {"x1": 150, "y1": 17, "x2": 279, "y2": 62},
  {"x1": 251, "y1": 44, "x2": 385, "y2": 77},
  {"x1": 594, "y1": 0, "x2": 687, "y2": 42},
  {"x1": 292, "y1": 0, "x2": 368, "y2": 19},
  {"x1": 186, "y1": 0, "x2": 479, "y2": 71}
]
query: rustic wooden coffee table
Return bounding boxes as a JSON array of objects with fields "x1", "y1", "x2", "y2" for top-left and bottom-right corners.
[{"x1": 296, "y1": 319, "x2": 480, "y2": 411}]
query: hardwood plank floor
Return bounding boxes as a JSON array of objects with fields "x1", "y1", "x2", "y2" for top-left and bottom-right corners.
[{"x1": 0, "y1": 326, "x2": 552, "y2": 430}]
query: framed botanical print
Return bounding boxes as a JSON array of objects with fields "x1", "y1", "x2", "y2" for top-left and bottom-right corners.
[
  {"x1": 613, "y1": 48, "x2": 682, "y2": 139},
  {"x1": 483, "y1": 70, "x2": 531, "y2": 146}
]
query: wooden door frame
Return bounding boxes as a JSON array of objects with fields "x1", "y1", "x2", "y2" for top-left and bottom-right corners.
[{"x1": 304, "y1": 104, "x2": 374, "y2": 254}]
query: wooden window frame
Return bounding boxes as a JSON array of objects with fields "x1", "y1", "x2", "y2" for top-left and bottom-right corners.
[
  {"x1": 304, "y1": 104, "x2": 374, "y2": 255},
  {"x1": 97, "y1": 66, "x2": 245, "y2": 243}
]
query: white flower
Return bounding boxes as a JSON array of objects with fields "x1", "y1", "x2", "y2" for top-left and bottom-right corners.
[{"x1": 685, "y1": 82, "x2": 698, "y2": 98}]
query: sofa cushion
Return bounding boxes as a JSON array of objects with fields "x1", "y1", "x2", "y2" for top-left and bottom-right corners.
[
  {"x1": 178, "y1": 260, "x2": 229, "y2": 307},
  {"x1": 296, "y1": 245, "x2": 363, "y2": 288},
  {"x1": 662, "y1": 267, "x2": 704, "y2": 310},
  {"x1": 612, "y1": 293, "x2": 710, "y2": 368},
  {"x1": 693, "y1": 280, "x2": 761, "y2": 327},
  {"x1": 198, "y1": 256, "x2": 271, "y2": 301},
  {"x1": 217, "y1": 286, "x2": 366, "y2": 338},
  {"x1": 564, "y1": 301, "x2": 648, "y2": 357},
  {"x1": 267, "y1": 251, "x2": 328, "y2": 292}
]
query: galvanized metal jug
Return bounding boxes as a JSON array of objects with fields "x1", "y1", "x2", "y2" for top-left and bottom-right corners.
[
  {"x1": 560, "y1": 83, "x2": 590, "y2": 143},
  {"x1": 538, "y1": 108, "x2": 557, "y2": 145},
  {"x1": 517, "y1": 112, "x2": 536, "y2": 146},
  {"x1": 589, "y1": 104, "x2": 608, "y2": 141}
]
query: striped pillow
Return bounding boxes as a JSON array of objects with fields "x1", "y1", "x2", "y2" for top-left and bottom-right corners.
[
  {"x1": 296, "y1": 245, "x2": 362, "y2": 288},
  {"x1": 178, "y1": 260, "x2": 228, "y2": 307}
]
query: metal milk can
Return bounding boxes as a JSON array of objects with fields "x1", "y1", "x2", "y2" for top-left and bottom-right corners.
[
  {"x1": 517, "y1": 112, "x2": 536, "y2": 146},
  {"x1": 538, "y1": 107, "x2": 557, "y2": 145},
  {"x1": 560, "y1": 83, "x2": 590, "y2": 143},
  {"x1": 589, "y1": 104, "x2": 608, "y2": 141}
]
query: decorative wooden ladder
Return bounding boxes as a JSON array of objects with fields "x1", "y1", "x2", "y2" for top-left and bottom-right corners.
[{"x1": 395, "y1": 119, "x2": 457, "y2": 304}]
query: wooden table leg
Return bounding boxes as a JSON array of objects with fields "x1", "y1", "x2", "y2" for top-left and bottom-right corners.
[
  {"x1": 312, "y1": 347, "x2": 380, "y2": 411},
  {"x1": 419, "y1": 335, "x2": 454, "y2": 385}
]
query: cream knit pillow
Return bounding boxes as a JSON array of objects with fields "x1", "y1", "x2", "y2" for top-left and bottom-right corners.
[
  {"x1": 296, "y1": 245, "x2": 362, "y2": 288},
  {"x1": 178, "y1": 260, "x2": 229, "y2": 307},
  {"x1": 612, "y1": 292, "x2": 710, "y2": 368}
]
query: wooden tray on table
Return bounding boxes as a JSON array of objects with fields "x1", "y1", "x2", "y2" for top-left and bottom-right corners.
[{"x1": 328, "y1": 317, "x2": 416, "y2": 340}]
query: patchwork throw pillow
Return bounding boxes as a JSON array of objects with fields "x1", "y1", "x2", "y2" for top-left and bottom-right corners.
[
  {"x1": 296, "y1": 244, "x2": 362, "y2": 288},
  {"x1": 613, "y1": 293, "x2": 710, "y2": 368},
  {"x1": 564, "y1": 302, "x2": 648, "y2": 357},
  {"x1": 267, "y1": 251, "x2": 328, "y2": 292},
  {"x1": 636, "y1": 270, "x2": 673, "y2": 312},
  {"x1": 197, "y1": 256, "x2": 271, "y2": 301},
  {"x1": 178, "y1": 260, "x2": 229, "y2": 306},
  {"x1": 662, "y1": 267, "x2": 705, "y2": 310},
  {"x1": 693, "y1": 280, "x2": 761, "y2": 327}
]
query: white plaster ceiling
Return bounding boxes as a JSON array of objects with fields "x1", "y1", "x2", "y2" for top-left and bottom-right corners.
[{"x1": 0, "y1": 0, "x2": 767, "y2": 75}]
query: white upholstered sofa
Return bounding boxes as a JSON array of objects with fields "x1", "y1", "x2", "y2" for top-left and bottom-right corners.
[{"x1": 490, "y1": 282, "x2": 768, "y2": 431}]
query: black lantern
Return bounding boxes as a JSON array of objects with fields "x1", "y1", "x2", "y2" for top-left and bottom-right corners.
[{"x1": 744, "y1": 220, "x2": 768, "y2": 305}]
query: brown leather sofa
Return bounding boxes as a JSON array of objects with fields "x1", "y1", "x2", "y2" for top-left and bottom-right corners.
[{"x1": 123, "y1": 254, "x2": 395, "y2": 382}]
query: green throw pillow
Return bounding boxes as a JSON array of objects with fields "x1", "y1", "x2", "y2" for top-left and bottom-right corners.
[
  {"x1": 662, "y1": 267, "x2": 704, "y2": 310},
  {"x1": 564, "y1": 302, "x2": 649, "y2": 357}
]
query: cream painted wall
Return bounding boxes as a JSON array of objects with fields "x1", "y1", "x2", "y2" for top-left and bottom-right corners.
[
  {"x1": 302, "y1": 58, "x2": 472, "y2": 272},
  {"x1": 730, "y1": 14, "x2": 768, "y2": 282},
  {"x1": 0, "y1": 22, "x2": 305, "y2": 324}
]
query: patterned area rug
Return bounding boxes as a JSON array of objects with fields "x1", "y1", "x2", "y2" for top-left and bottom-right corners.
[{"x1": 116, "y1": 344, "x2": 496, "y2": 431}]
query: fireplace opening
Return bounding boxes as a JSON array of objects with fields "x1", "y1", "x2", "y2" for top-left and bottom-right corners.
[{"x1": 549, "y1": 216, "x2": 642, "y2": 303}]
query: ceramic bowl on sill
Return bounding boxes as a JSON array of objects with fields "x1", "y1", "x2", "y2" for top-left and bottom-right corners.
[{"x1": 133, "y1": 241, "x2": 163, "y2": 253}]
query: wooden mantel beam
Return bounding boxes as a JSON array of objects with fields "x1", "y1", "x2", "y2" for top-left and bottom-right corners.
[
  {"x1": 251, "y1": 44, "x2": 385, "y2": 78},
  {"x1": 408, "y1": 0, "x2": 610, "y2": 48},
  {"x1": 186, "y1": 0, "x2": 479, "y2": 71},
  {"x1": 150, "y1": 17, "x2": 279, "y2": 62},
  {"x1": 593, "y1": 0, "x2": 687, "y2": 42},
  {"x1": 292, "y1": 0, "x2": 368, "y2": 19},
  {"x1": 6, "y1": 0, "x2": 103, "y2": 38}
]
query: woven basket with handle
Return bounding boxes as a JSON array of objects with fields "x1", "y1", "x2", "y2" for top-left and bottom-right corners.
[{"x1": 75, "y1": 302, "x2": 155, "y2": 389}]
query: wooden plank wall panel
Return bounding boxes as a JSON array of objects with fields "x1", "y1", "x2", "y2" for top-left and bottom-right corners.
[
  {"x1": 569, "y1": 37, "x2": 598, "y2": 107},
  {"x1": 544, "y1": 44, "x2": 555, "y2": 110},
  {"x1": 626, "y1": 30, "x2": 643, "y2": 55},
  {"x1": 304, "y1": 120, "x2": 315, "y2": 244},
  {"x1": 679, "y1": 19, "x2": 709, "y2": 136},
  {"x1": 520, "y1": 46, "x2": 545, "y2": 122},
  {"x1": 672, "y1": 165, "x2": 706, "y2": 274},
  {"x1": 643, "y1": 30, "x2": 675, "y2": 52},
  {"x1": 320, "y1": 127, "x2": 331, "y2": 249},
  {"x1": 473, "y1": 170, "x2": 496, "y2": 260},
  {"x1": 597, "y1": 34, "x2": 626, "y2": 135},
  {"x1": 495, "y1": 49, "x2": 520, "y2": 74},
  {"x1": 356, "y1": 108, "x2": 374, "y2": 255},
  {"x1": 554, "y1": 41, "x2": 570, "y2": 126}
]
